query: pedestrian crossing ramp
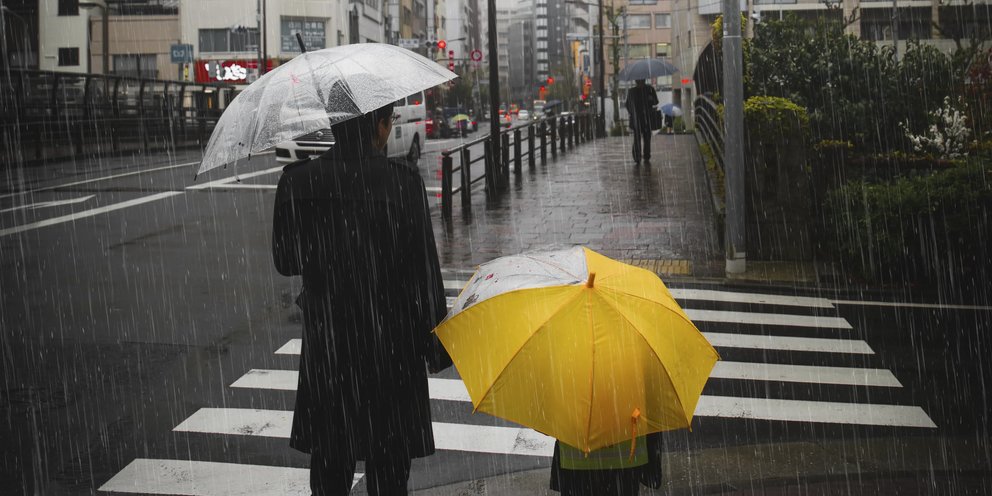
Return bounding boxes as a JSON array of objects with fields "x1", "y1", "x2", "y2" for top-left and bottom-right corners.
[{"x1": 99, "y1": 273, "x2": 937, "y2": 495}]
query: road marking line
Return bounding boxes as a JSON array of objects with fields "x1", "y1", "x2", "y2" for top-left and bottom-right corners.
[
  {"x1": 98, "y1": 458, "x2": 361, "y2": 495},
  {"x1": 236, "y1": 355, "x2": 900, "y2": 393},
  {"x1": 669, "y1": 289, "x2": 834, "y2": 309},
  {"x1": 702, "y1": 332, "x2": 874, "y2": 354},
  {"x1": 427, "y1": 379, "x2": 935, "y2": 428},
  {"x1": 830, "y1": 299, "x2": 992, "y2": 311},
  {"x1": 174, "y1": 408, "x2": 555, "y2": 457},
  {"x1": 204, "y1": 183, "x2": 278, "y2": 190},
  {"x1": 444, "y1": 304, "x2": 852, "y2": 329},
  {"x1": 276, "y1": 330, "x2": 874, "y2": 359},
  {"x1": 274, "y1": 340, "x2": 301, "y2": 355},
  {"x1": 231, "y1": 371, "x2": 926, "y2": 427},
  {"x1": 0, "y1": 194, "x2": 96, "y2": 214},
  {"x1": 711, "y1": 362, "x2": 901, "y2": 387},
  {"x1": 186, "y1": 166, "x2": 283, "y2": 190},
  {"x1": 0, "y1": 161, "x2": 198, "y2": 200},
  {"x1": 684, "y1": 309, "x2": 852, "y2": 329},
  {"x1": 446, "y1": 281, "x2": 837, "y2": 310},
  {"x1": 0, "y1": 191, "x2": 184, "y2": 238},
  {"x1": 696, "y1": 395, "x2": 937, "y2": 428}
]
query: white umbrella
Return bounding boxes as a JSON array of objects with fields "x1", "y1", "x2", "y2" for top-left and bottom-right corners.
[{"x1": 197, "y1": 43, "x2": 456, "y2": 175}]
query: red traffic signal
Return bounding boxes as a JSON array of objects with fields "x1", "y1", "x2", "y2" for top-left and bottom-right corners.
[
  {"x1": 437, "y1": 40, "x2": 447, "y2": 50},
  {"x1": 540, "y1": 85, "x2": 546, "y2": 92},
  {"x1": 547, "y1": 76, "x2": 554, "y2": 84}
]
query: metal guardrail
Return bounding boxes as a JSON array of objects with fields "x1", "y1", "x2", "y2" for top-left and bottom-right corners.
[
  {"x1": 693, "y1": 95, "x2": 725, "y2": 175},
  {"x1": 438, "y1": 112, "x2": 597, "y2": 219},
  {"x1": 1, "y1": 69, "x2": 237, "y2": 163}
]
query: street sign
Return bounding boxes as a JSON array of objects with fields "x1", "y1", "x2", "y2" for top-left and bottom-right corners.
[
  {"x1": 470, "y1": 49, "x2": 483, "y2": 62},
  {"x1": 399, "y1": 38, "x2": 420, "y2": 49},
  {"x1": 170, "y1": 44, "x2": 194, "y2": 63}
]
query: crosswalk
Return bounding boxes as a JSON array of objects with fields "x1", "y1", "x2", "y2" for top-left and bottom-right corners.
[{"x1": 98, "y1": 273, "x2": 937, "y2": 495}]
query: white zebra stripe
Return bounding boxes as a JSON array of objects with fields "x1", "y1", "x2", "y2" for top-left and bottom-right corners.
[
  {"x1": 275, "y1": 332, "x2": 875, "y2": 356},
  {"x1": 173, "y1": 408, "x2": 554, "y2": 457},
  {"x1": 231, "y1": 372, "x2": 927, "y2": 426},
  {"x1": 98, "y1": 458, "x2": 361, "y2": 495}
]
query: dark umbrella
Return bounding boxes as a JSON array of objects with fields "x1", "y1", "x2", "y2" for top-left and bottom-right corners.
[{"x1": 619, "y1": 59, "x2": 678, "y2": 81}]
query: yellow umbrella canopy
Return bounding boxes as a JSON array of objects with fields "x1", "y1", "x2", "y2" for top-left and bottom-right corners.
[{"x1": 435, "y1": 247, "x2": 719, "y2": 453}]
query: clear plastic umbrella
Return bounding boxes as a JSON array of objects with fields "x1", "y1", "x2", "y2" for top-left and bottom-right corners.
[
  {"x1": 197, "y1": 43, "x2": 456, "y2": 175},
  {"x1": 618, "y1": 59, "x2": 678, "y2": 81}
]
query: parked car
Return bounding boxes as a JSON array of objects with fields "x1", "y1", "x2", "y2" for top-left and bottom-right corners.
[
  {"x1": 276, "y1": 91, "x2": 426, "y2": 163},
  {"x1": 517, "y1": 110, "x2": 531, "y2": 122}
]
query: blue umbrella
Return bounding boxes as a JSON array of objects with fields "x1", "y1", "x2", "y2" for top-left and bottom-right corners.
[
  {"x1": 659, "y1": 103, "x2": 683, "y2": 117},
  {"x1": 619, "y1": 59, "x2": 678, "y2": 81}
]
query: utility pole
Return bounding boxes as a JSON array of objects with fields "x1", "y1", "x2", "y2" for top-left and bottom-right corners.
[
  {"x1": 256, "y1": 0, "x2": 263, "y2": 79},
  {"x1": 722, "y1": 0, "x2": 746, "y2": 274},
  {"x1": 596, "y1": 0, "x2": 606, "y2": 136},
  {"x1": 487, "y1": 0, "x2": 503, "y2": 191},
  {"x1": 890, "y1": 0, "x2": 899, "y2": 58}
]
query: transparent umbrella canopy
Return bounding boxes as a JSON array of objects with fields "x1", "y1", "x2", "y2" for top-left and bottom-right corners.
[{"x1": 197, "y1": 43, "x2": 457, "y2": 176}]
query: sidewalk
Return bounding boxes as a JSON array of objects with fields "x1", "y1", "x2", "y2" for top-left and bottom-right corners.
[{"x1": 431, "y1": 133, "x2": 723, "y2": 277}]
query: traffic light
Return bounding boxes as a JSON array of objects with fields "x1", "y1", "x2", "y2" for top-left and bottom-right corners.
[
  {"x1": 448, "y1": 50, "x2": 454, "y2": 72},
  {"x1": 437, "y1": 39, "x2": 447, "y2": 50},
  {"x1": 540, "y1": 85, "x2": 546, "y2": 92},
  {"x1": 547, "y1": 76, "x2": 554, "y2": 85}
]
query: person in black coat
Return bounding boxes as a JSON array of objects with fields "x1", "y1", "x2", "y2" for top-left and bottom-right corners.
[
  {"x1": 625, "y1": 79, "x2": 659, "y2": 164},
  {"x1": 272, "y1": 102, "x2": 452, "y2": 496}
]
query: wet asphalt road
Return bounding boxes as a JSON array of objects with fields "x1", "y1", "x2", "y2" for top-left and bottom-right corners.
[{"x1": 1, "y1": 141, "x2": 990, "y2": 495}]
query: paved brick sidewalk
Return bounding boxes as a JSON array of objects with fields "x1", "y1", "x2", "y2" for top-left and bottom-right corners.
[{"x1": 431, "y1": 133, "x2": 722, "y2": 275}]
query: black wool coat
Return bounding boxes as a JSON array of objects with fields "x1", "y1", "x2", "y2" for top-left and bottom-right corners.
[
  {"x1": 272, "y1": 146, "x2": 451, "y2": 460},
  {"x1": 625, "y1": 84, "x2": 659, "y2": 131}
]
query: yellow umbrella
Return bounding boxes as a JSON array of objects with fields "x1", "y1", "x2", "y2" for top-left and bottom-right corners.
[{"x1": 435, "y1": 247, "x2": 719, "y2": 454}]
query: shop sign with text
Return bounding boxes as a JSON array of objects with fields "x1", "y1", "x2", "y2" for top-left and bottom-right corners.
[{"x1": 195, "y1": 59, "x2": 274, "y2": 84}]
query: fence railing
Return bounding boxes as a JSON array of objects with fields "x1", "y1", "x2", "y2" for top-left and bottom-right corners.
[
  {"x1": 438, "y1": 112, "x2": 597, "y2": 219},
  {"x1": 1, "y1": 69, "x2": 237, "y2": 163},
  {"x1": 693, "y1": 95, "x2": 724, "y2": 175}
]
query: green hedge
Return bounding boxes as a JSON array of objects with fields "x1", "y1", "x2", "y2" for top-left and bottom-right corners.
[{"x1": 824, "y1": 161, "x2": 992, "y2": 285}]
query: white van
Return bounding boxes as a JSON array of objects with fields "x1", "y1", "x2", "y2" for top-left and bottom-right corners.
[{"x1": 275, "y1": 91, "x2": 427, "y2": 164}]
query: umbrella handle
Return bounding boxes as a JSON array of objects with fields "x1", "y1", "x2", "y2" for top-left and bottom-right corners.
[
  {"x1": 296, "y1": 33, "x2": 307, "y2": 53},
  {"x1": 628, "y1": 408, "x2": 641, "y2": 462}
]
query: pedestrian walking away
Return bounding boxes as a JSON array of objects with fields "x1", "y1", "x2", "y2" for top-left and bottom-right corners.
[
  {"x1": 625, "y1": 79, "x2": 659, "y2": 163},
  {"x1": 272, "y1": 101, "x2": 453, "y2": 495}
]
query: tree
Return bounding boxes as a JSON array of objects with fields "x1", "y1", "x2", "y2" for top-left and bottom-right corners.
[{"x1": 605, "y1": 1, "x2": 625, "y2": 127}]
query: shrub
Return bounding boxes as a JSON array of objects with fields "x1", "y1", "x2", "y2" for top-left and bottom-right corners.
[{"x1": 824, "y1": 161, "x2": 992, "y2": 284}]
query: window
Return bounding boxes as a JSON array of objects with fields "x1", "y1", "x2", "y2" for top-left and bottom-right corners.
[
  {"x1": 199, "y1": 29, "x2": 228, "y2": 52},
  {"x1": 114, "y1": 54, "x2": 158, "y2": 79},
  {"x1": 58, "y1": 47, "x2": 79, "y2": 66},
  {"x1": 655, "y1": 13, "x2": 671, "y2": 28},
  {"x1": 628, "y1": 44, "x2": 652, "y2": 58},
  {"x1": 629, "y1": 0, "x2": 657, "y2": 4},
  {"x1": 655, "y1": 42, "x2": 670, "y2": 57},
  {"x1": 230, "y1": 28, "x2": 260, "y2": 52},
  {"x1": 281, "y1": 17, "x2": 327, "y2": 52},
  {"x1": 198, "y1": 28, "x2": 259, "y2": 53},
  {"x1": 623, "y1": 14, "x2": 652, "y2": 30},
  {"x1": 58, "y1": 0, "x2": 79, "y2": 16}
]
